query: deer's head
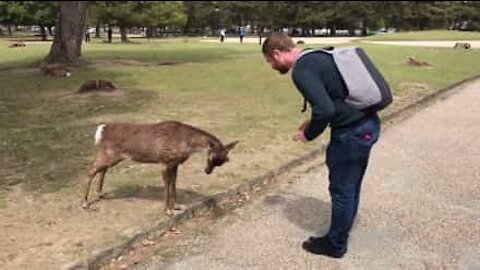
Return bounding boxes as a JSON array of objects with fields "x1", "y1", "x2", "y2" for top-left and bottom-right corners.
[{"x1": 205, "y1": 141, "x2": 239, "y2": 174}]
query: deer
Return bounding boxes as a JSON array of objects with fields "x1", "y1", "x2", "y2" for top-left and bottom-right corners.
[
  {"x1": 407, "y1": 56, "x2": 432, "y2": 67},
  {"x1": 8, "y1": 41, "x2": 26, "y2": 48},
  {"x1": 82, "y1": 121, "x2": 239, "y2": 215},
  {"x1": 453, "y1": 42, "x2": 471, "y2": 50},
  {"x1": 77, "y1": 79, "x2": 116, "y2": 93}
]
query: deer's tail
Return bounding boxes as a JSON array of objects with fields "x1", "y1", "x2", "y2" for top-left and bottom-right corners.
[{"x1": 95, "y1": 124, "x2": 106, "y2": 145}]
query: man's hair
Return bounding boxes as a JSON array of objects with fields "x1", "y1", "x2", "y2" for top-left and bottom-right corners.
[{"x1": 262, "y1": 33, "x2": 296, "y2": 57}]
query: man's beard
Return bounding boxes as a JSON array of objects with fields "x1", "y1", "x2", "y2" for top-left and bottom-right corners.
[{"x1": 277, "y1": 66, "x2": 289, "y2": 74}]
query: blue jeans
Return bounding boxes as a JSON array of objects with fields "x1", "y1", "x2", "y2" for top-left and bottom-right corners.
[{"x1": 325, "y1": 114, "x2": 381, "y2": 250}]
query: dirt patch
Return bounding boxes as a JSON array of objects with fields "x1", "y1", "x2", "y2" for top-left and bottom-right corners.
[
  {"x1": 0, "y1": 184, "x2": 169, "y2": 269},
  {"x1": 52, "y1": 88, "x2": 126, "y2": 101}
]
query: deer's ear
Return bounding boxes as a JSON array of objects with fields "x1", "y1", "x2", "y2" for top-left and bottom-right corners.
[{"x1": 224, "y1": 140, "x2": 239, "y2": 153}]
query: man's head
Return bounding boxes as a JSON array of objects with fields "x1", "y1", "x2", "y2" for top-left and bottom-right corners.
[{"x1": 262, "y1": 33, "x2": 300, "y2": 74}]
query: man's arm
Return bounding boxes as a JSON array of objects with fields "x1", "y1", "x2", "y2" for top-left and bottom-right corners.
[{"x1": 292, "y1": 56, "x2": 335, "y2": 141}]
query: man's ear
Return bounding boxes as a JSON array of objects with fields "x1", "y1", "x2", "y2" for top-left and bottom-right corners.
[
  {"x1": 271, "y1": 49, "x2": 281, "y2": 59},
  {"x1": 224, "y1": 140, "x2": 239, "y2": 153}
]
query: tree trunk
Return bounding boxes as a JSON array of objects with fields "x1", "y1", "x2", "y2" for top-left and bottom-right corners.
[
  {"x1": 7, "y1": 24, "x2": 12, "y2": 36},
  {"x1": 183, "y1": 16, "x2": 192, "y2": 35},
  {"x1": 107, "y1": 27, "x2": 112, "y2": 43},
  {"x1": 40, "y1": 25, "x2": 47, "y2": 41},
  {"x1": 48, "y1": 26, "x2": 53, "y2": 37},
  {"x1": 44, "y1": 1, "x2": 88, "y2": 64},
  {"x1": 146, "y1": 26, "x2": 153, "y2": 38},
  {"x1": 330, "y1": 25, "x2": 337, "y2": 36},
  {"x1": 0, "y1": 27, "x2": 3, "y2": 36},
  {"x1": 120, "y1": 26, "x2": 128, "y2": 42},
  {"x1": 95, "y1": 25, "x2": 100, "y2": 38}
]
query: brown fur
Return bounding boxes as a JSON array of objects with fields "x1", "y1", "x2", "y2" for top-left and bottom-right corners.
[
  {"x1": 407, "y1": 57, "x2": 432, "y2": 67},
  {"x1": 83, "y1": 121, "x2": 239, "y2": 214},
  {"x1": 40, "y1": 63, "x2": 71, "y2": 77},
  {"x1": 77, "y1": 79, "x2": 116, "y2": 93}
]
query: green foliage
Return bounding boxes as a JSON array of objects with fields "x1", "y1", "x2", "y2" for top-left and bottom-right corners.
[
  {"x1": 24, "y1": 1, "x2": 59, "y2": 27},
  {"x1": 88, "y1": 1, "x2": 186, "y2": 27},
  {"x1": 0, "y1": 1, "x2": 28, "y2": 25},
  {"x1": 2, "y1": 1, "x2": 480, "y2": 36}
]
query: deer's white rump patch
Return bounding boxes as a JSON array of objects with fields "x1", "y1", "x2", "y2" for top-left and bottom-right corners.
[{"x1": 95, "y1": 124, "x2": 106, "y2": 145}]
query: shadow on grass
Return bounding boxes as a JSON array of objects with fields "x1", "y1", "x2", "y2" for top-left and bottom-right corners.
[
  {"x1": 81, "y1": 46, "x2": 252, "y2": 65},
  {"x1": 91, "y1": 184, "x2": 207, "y2": 206}
]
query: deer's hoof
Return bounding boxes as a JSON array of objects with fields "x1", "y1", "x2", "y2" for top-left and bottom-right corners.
[
  {"x1": 165, "y1": 207, "x2": 185, "y2": 216},
  {"x1": 82, "y1": 202, "x2": 90, "y2": 209},
  {"x1": 174, "y1": 204, "x2": 187, "y2": 211},
  {"x1": 97, "y1": 192, "x2": 107, "y2": 199}
]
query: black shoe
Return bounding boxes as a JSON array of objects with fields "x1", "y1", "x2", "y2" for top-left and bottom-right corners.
[
  {"x1": 307, "y1": 235, "x2": 327, "y2": 244},
  {"x1": 302, "y1": 237, "x2": 347, "y2": 258}
]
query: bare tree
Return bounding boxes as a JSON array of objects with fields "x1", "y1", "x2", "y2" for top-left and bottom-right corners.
[{"x1": 44, "y1": 1, "x2": 88, "y2": 64}]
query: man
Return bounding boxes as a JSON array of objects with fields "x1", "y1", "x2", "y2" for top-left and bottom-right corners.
[
  {"x1": 219, "y1": 29, "x2": 226, "y2": 43},
  {"x1": 262, "y1": 33, "x2": 381, "y2": 258},
  {"x1": 84, "y1": 26, "x2": 91, "y2": 43},
  {"x1": 239, "y1": 26, "x2": 245, "y2": 43}
]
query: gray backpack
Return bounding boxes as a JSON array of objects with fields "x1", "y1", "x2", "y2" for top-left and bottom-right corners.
[{"x1": 299, "y1": 47, "x2": 392, "y2": 111}]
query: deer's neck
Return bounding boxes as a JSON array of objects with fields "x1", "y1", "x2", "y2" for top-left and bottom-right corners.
[{"x1": 191, "y1": 132, "x2": 222, "y2": 152}]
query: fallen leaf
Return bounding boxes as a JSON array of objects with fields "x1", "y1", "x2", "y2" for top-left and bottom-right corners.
[{"x1": 142, "y1": 239, "x2": 155, "y2": 246}]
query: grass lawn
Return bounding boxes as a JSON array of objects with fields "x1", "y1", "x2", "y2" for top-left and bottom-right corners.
[
  {"x1": 363, "y1": 30, "x2": 480, "y2": 41},
  {"x1": 1, "y1": 37, "x2": 480, "y2": 194}
]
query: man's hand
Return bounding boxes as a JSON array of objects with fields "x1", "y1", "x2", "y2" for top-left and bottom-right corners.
[
  {"x1": 297, "y1": 119, "x2": 310, "y2": 132},
  {"x1": 292, "y1": 131, "x2": 308, "y2": 142},
  {"x1": 293, "y1": 119, "x2": 309, "y2": 143}
]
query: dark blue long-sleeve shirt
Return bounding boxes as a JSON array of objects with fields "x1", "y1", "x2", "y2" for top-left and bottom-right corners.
[{"x1": 291, "y1": 51, "x2": 369, "y2": 141}]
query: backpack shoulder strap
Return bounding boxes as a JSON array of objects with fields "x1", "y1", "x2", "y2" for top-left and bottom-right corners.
[
  {"x1": 297, "y1": 47, "x2": 334, "y2": 61},
  {"x1": 296, "y1": 47, "x2": 335, "y2": 114}
]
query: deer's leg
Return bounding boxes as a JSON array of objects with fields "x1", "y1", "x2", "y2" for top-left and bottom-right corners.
[
  {"x1": 96, "y1": 168, "x2": 108, "y2": 198},
  {"x1": 83, "y1": 155, "x2": 123, "y2": 209},
  {"x1": 170, "y1": 165, "x2": 185, "y2": 211},
  {"x1": 83, "y1": 164, "x2": 106, "y2": 209},
  {"x1": 163, "y1": 165, "x2": 185, "y2": 215},
  {"x1": 95, "y1": 157, "x2": 123, "y2": 199},
  {"x1": 162, "y1": 168, "x2": 172, "y2": 214}
]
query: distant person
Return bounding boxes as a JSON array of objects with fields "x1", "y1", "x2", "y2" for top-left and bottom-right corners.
[
  {"x1": 84, "y1": 26, "x2": 91, "y2": 43},
  {"x1": 239, "y1": 26, "x2": 245, "y2": 43},
  {"x1": 219, "y1": 29, "x2": 226, "y2": 43}
]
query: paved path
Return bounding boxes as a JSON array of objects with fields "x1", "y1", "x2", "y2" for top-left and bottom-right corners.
[
  {"x1": 201, "y1": 37, "x2": 480, "y2": 49},
  {"x1": 362, "y1": 40, "x2": 480, "y2": 49},
  {"x1": 201, "y1": 37, "x2": 359, "y2": 44},
  {"x1": 141, "y1": 80, "x2": 480, "y2": 270}
]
